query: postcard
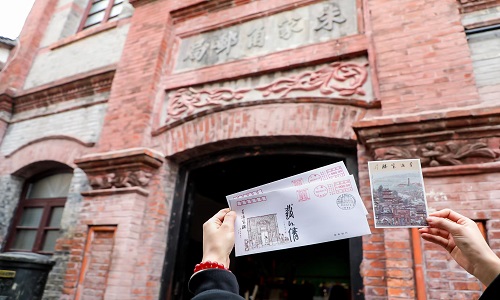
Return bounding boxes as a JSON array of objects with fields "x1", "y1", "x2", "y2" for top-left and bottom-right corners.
[
  {"x1": 368, "y1": 159, "x2": 429, "y2": 228},
  {"x1": 226, "y1": 161, "x2": 368, "y2": 215},
  {"x1": 228, "y1": 175, "x2": 371, "y2": 256}
]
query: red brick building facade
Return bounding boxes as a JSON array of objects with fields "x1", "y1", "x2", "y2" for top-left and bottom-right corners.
[{"x1": 1, "y1": 0, "x2": 500, "y2": 299}]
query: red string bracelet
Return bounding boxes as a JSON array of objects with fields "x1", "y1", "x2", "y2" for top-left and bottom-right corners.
[{"x1": 193, "y1": 261, "x2": 231, "y2": 274}]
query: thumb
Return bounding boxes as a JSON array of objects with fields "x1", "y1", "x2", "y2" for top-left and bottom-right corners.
[{"x1": 222, "y1": 211, "x2": 237, "y2": 229}]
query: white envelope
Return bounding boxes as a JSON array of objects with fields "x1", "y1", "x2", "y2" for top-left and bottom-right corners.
[
  {"x1": 229, "y1": 176, "x2": 371, "y2": 256},
  {"x1": 227, "y1": 163, "x2": 368, "y2": 215},
  {"x1": 226, "y1": 161, "x2": 349, "y2": 203}
]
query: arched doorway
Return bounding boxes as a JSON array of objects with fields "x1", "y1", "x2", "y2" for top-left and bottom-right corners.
[{"x1": 161, "y1": 143, "x2": 364, "y2": 300}]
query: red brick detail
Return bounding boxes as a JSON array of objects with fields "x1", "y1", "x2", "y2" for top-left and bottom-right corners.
[
  {"x1": 458, "y1": 0, "x2": 500, "y2": 13},
  {"x1": 13, "y1": 70, "x2": 114, "y2": 113},
  {"x1": 0, "y1": 0, "x2": 59, "y2": 94},
  {"x1": 76, "y1": 226, "x2": 116, "y2": 300},
  {"x1": 96, "y1": 0, "x2": 174, "y2": 151},
  {"x1": 0, "y1": 138, "x2": 92, "y2": 175},
  {"x1": 170, "y1": 0, "x2": 259, "y2": 24},
  {"x1": 368, "y1": 0, "x2": 480, "y2": 115},
  {"x1": 0, "y1": 93, "x2": 13, "y2": 114},
  {"x1": 63, "y1": 163, "x2": 174, "y2": 299},
  {"x1": 160, "y1": 103, "x2": 366, "y2": 158}
]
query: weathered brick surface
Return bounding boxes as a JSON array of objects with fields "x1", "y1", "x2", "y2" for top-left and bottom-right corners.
[
  {"x1": 24, "y1": 25, "x2": 129, "y2": 89},
  {"x1": 1, "y1": 0, "x2": 500, "y2": 299},
  {"x1": 0, "y1": 103, "x2": 107, "y2": 156},
  {"x1": 43, "y1": 168, "x2": 88, "y2": 300},
  {"x1": 368, "y1": 0, "x2": 480, "y2": 115},
  {"x1": 0, "y1": 175, "x2": 23, "y2": 248}
]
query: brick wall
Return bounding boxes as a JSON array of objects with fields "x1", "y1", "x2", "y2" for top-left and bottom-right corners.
[
  {"x1": 0, "y1": 175, "x2": 23, "y2": 249},
  {"x1": 368, "y1": 0, "x2": 480, "y2": 115},
  {"x1": 24, "y1": 24, "x2": 129, "y2": 89},
  {"x1": 0, "y1": 103, "x2": 107, "y2": 156},
  {"x1": 44, "y1": 168, "x2": 88, "y2": 300}
]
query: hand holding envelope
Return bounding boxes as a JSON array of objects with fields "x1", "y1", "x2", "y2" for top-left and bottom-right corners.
[{"x1": 226, "y1": 162, "x2": 371, "y2": 256}]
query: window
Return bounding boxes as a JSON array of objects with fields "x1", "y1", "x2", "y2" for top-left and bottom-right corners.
[
  {"x1": 79, "y1": 0, "x2": 124, "y2": 31},
  {"x1": 6, "y1": 173, "x2": 73, "y2": 254}
]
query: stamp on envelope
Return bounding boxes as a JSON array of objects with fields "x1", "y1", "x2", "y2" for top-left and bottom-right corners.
[
  {"x1": 336, "y1": 194, "x2": 356, "y2": 210},
  {"x1": 334, "y1": 179, "x2": 353, "y2": 194},
  {"x1": 314, "y1": 185, "x2": 328, "y2": 198},
  {"x1": 308, "y1": 174, "x2": 321, "y2": 183}
]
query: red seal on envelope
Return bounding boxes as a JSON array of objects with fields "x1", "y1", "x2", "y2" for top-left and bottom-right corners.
[
  {"x1": 308, "y1": 174, "x2": 321, "y2": 183},
  {"x1": 314, "y1": 185, "x2": 328, "y2": 198},
  {"x1": 337, "y1": 194, "x2": 356, "y2": 210}
]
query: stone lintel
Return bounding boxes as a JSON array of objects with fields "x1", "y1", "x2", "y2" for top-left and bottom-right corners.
[
  {"x1": 75, "y1": 148, "x2": 164, "y2": 193},
  {"x1": 354, "y1": 107, "x2": 500, "y2": 169}
]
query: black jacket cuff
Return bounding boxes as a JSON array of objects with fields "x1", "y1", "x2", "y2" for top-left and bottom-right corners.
[{"x1": 188, "y1": 269, "x2": 244, "y2": 300}]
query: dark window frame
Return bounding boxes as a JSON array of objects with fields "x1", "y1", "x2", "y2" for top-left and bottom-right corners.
[
  {"x1": 78, "y1": 0, "x2": 123, "y2": 32},
  {"x1": 5, "y1": 170, "x2": 72, "y2": 255}
]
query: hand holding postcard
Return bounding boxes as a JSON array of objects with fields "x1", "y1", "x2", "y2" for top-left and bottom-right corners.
[
  {"x1": 368, "y1": 159, "x2": 429, "y2": 228},
  {"x1": 228, "y1": 175, "x2": 371, "y2": 256}
]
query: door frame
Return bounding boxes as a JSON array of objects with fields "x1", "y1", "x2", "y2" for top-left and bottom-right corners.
[{"x1": 159, "y1": 143, "x2": 365, "y2": 300}]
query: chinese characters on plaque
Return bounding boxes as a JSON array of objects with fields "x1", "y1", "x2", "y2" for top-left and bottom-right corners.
[{"x1": 176, "y1": 1, "x2": 358, "y2": 71}]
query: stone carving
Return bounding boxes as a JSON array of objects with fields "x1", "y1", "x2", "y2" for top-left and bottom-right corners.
[
  {"x1": 89, "y1": 170, "x2": 153, "y2": 189},
  {"x1": 175, "y1": 1, "x2": 357, "y2": 72},
  {"x1": 279, "y1": 17, "x2": 304, "y2": 40},
  {"x1": 184, "y1": 39, "x2": 210, "y2": 62},
  {"x1": 315, "y1": 2, "x2": 346, "y2": 31},
  {"x1": 212, "y1": 31, "x2": 239, "y2": 57},
  {"x1": 381, "y1": 142, "x2": 499, "y2": 167},
  {"x1": 166, "y1": 87, "x2": 251, "y2": 121},
  {"x1": 247, "y1": 27, "x2": 266, "y2": 49},
  {"x1": 256, "y1": 62, "x2": 368, "y2": 98}
]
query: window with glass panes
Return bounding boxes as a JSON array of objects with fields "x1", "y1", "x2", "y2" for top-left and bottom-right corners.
[
  {"x1": 6, "y1": 173, "x2": 73, "y2": 254},
  {"x1": 79, "y1": 0, "x2": 124, "y2": 31}
]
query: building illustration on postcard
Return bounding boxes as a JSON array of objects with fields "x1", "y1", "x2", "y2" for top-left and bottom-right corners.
[{"x1": 368, "y1": 159, "x2": 429, "y2": 228}]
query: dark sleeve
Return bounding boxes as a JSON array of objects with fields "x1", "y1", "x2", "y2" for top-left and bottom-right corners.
[
  {"x1": 188, "y1": 269, "x2": 245, "y2": 300},
  {"x1": 480, "y1": 273, "x2": 500, "y2": 300}
]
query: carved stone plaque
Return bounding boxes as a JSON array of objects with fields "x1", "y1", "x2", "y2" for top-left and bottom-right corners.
[
  {"x1": 175, "y1": 0, "x2": 358, "y2": 72},
  {"x1": 164, "y1": 56, "x2": 373, "y2": 126}
]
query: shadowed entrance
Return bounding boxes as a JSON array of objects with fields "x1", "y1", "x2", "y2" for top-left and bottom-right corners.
[{"x1": 162, "y1": 145, "x2": 364, "y2": 300}]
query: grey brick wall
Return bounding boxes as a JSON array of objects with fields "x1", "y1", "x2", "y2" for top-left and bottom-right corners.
[
  {"x1": 0, "y1": 175, "x2": 23, "y2": 249},
  {"x1": 24, "y1": 24, "x2": 130, "y2": 89},
  {"x1": 0, "y1": 103, "x2": 108, "y2": 156}
]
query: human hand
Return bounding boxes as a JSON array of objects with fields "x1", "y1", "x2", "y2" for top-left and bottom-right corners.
[
  {"x1": 419, "y1": 209, "x2": 500, "y2": 286},
  {"x1": 202, "y1": 208, "x2": 237, "y2": 269}
]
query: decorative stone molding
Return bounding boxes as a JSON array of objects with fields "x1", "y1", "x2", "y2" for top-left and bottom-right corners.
[
  {"x1": 354, "y1": 107, "x2": 500, "y2": 172},
  {"x1": 15, "y1": 70, "x2": 114, "y2": 114},
  {"x1": 457, "y1": 0, "x2": 500, "y2": 13},
  {"x1": 75, "y1": 148, "x2": 164, "y2": 196},
  {"x1": 256, "y1": 62, "x2": 368, "y2": 98},
  {"x1": 376, "y1": 141, "x2": 499, "y2": 167},
  {"x1": 162, "y1": 57, "x2": 374, "y2": 129},
  {"x1": 166, "y1": 87, "x2": 251, "y2": 122},
  {"x1": 0, "y1": 93, "x2": 13, "y2": 122}
]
